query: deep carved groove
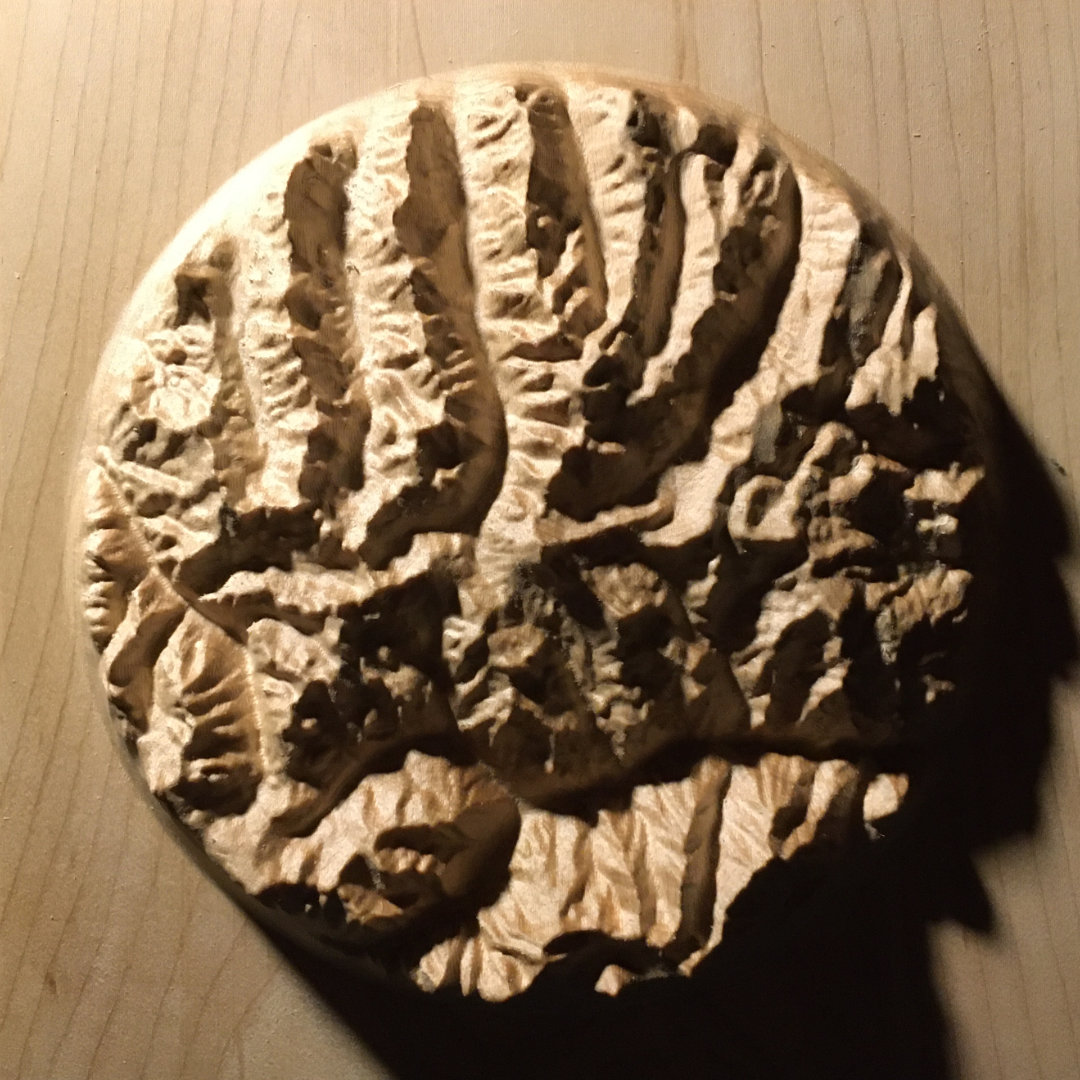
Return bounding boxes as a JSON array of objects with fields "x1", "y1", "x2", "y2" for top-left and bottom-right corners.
[
  {"x1": 358, "y1": 103, "x2": 508, "y2": 570},
  {"x1": 283, "y1": 139, "x2": 371, "y2": 509}
]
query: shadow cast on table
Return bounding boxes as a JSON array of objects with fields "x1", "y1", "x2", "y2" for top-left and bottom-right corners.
[{"x1": 270, "y1": 381, "x2": 1075, "y2": 1080}]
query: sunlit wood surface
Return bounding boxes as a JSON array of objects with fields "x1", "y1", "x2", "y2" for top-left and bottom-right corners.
[{"x1": 2, "y1": 3, "x2": 1079, "y2": 1077}]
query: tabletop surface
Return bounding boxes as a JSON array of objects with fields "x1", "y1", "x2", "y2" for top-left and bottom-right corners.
[{"x1": 3, "y1": 3, "x2": 1080, "y2": 1078}]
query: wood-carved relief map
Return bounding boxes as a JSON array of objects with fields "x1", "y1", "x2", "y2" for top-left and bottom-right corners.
[{"x1": 79, "y1": 69, "x2": 994, "y2": 1000}]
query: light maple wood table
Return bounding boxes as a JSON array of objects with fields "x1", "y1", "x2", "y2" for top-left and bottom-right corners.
[{"x1": 3, "y1": 2, "x2": 1080, "y2": 1078}]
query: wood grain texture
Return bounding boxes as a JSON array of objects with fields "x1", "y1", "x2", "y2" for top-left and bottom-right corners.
[{"x1": 2, "y1": 2, "x2": 1078, "y2": 1078}]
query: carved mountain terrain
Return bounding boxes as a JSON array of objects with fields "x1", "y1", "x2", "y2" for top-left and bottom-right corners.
[{"x1": 80, "y1": 68, "x2": 994, "y2": 1000}]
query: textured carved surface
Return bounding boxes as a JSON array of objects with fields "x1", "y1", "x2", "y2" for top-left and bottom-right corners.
[{"x1": 80, "y1": 68, "x2": 991, "y2": 1000}]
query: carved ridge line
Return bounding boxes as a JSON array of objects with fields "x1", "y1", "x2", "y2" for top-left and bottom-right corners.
[
  {"x1": 515, "y1": 81, "x2": 609, "y2": 358},
  {"x1": 174, "y1": 241, "x2": 266, "y2": 509},
  {"x1": 358, "y1": 100, "x2": 508, "y2": 570}
]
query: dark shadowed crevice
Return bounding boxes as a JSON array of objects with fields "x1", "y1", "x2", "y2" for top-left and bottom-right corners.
[{"x1": 282, "y1": 138, "x2": 371, "y2": 507}]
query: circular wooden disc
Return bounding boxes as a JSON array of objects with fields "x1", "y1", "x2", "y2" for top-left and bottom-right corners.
[{"x1": 77, "y1": 66, "x2": 995, "y2": 999}]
